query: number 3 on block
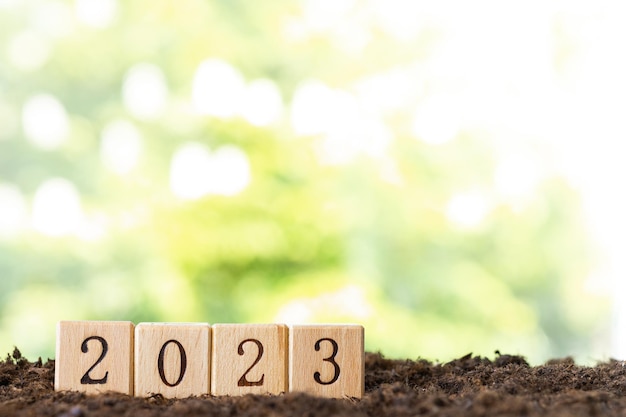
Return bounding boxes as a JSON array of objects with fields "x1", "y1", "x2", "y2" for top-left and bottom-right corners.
[
  {"x1": 289, "y1": 324, "x2": 364, "y2": 398},
  {"x1": 55, "y1": 321, "x2": 135, "y2": 395}
]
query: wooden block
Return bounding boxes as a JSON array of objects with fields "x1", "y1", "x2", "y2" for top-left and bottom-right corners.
[
  {"x1": 54, "y1": 321, "x2": 134, "y2": 395},
  {"x1": 134, "y1": 322, "x2": 210, "y2": 398},
  {"x1": 211, "y1": 324, "x2": 288, "y2": 395},
  {"x1": 289, "y1": 324, "x2": 364, "y2": 398}
]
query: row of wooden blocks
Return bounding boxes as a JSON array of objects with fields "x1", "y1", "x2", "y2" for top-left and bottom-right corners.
[{"x1": 55, "y1": 321, "x2": 364, "y2": 398}]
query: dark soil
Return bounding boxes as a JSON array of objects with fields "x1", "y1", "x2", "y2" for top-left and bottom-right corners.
[{"x1": 2, "y1": 348, "x2": 626, "y2": 416}]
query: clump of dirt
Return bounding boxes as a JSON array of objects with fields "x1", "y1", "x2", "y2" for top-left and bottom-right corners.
[{"x1": 2, "y1": 348, "x2": 626, "y2": 416}]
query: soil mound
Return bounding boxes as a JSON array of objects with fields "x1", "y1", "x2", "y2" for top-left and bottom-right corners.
[{"x1": 2, "y1": 347, "x2": 626, "y2": 416}]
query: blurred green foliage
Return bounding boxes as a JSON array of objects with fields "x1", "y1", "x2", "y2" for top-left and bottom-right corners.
[{"x1": 0, "y1": 0, "x2": 611, "y2": 364}]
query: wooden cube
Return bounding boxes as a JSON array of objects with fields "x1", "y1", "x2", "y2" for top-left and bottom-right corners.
[
  {"x1": 211, "y1": 324, "x2": 288, "y2": 395},
  {"x1": 289, "y1": 324, "x2": 364, "y2": 398},
  {"x1": 134, "y1": 322, "x2": 211, "y2": 398},
  {"x1": 55, "y1": 321, "x2": 134, "y2": 395}
]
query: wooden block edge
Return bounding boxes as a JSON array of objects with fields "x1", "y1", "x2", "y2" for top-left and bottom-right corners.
[{"x1": 54, "y1": 320, "x2": 136, "y2": 395}]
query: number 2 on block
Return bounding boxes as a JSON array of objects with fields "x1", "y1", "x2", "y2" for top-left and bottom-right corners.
[
  {"x1": 80, "y1": 336, "x2": 109, "y2": 385},
  {"x1": 237, "y1": 338, "x2": 265, "y2": 387}
]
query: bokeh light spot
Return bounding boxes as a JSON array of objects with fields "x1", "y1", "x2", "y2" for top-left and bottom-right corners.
[
  {"x1": 412, "y1": 95, "x2": 462, "y2": 145},
  {"x1": 290, "y1": 80, "x2": 335, "y2": 136},
  {"x1": 31, "y1": 178, "x2": 84, "y2": 237},
  {"x1": 31, "y1": 0, "x2": 74, "y2": 38},
  {"x1": 75, "y1": 0, "x2": 117, "y2": 29},
  {"x1": 208, "y1": 145, "x2": 251, "y2": 196},
  {"x1": 446, "y1": 191, "x2": 491, "y2": 229},
  {"x1": 122, "y1": 63, "x2": 169, "y2": 120},
  {"x1": 170, "y1": 143, "x2": 251, "y2": 200},
  {"x1": 7, "y1": 31, "x2": 51, "y2": 71},
  {"x1": 0, "y1": 101, "x2": 19, "y2": 141},
  {"x1": 100, "y1": 119, "x2": 143, "y2": 175},
  {"x1": 0, "y1": 184, "x2": 27, "y2": 240},
  {"x1": 241, "y1": 79, "x2": 284, "y2": 127},
  {"x1": 192, "y1": 59, "x2": 246, "y2": 118},
  {"x1": 170, "y1": 142, "x2": 213, "y2": 200},
  {"x1": 274, "y1": 285, "x2": 373, "y2": 324},
  {"x1": 22, "y1": 94, "x2": 69, "y2": 150}
]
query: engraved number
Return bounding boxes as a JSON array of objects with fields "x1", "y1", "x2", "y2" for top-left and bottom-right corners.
[
  {"x1": 157, "y1": 339, "x2": 187, "y2": 387},
  {"x1": 313, "y1": 338, "x2": 340, "y2": 385},
  {"x1": 80, "y1": 336, "x2": 109, "y2": 385},
  {"x1": 237, "y1": 338, "x2": 265, "y2": 387}
]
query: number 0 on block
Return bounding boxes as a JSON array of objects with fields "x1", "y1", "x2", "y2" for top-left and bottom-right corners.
[{"x1": 134, "y1": 322, "x2": 211, "y2": 398}]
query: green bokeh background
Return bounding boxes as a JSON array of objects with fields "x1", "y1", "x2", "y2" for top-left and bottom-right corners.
[{"x1": 0, "y1": 0, "x2": 615, "y2": 364}]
